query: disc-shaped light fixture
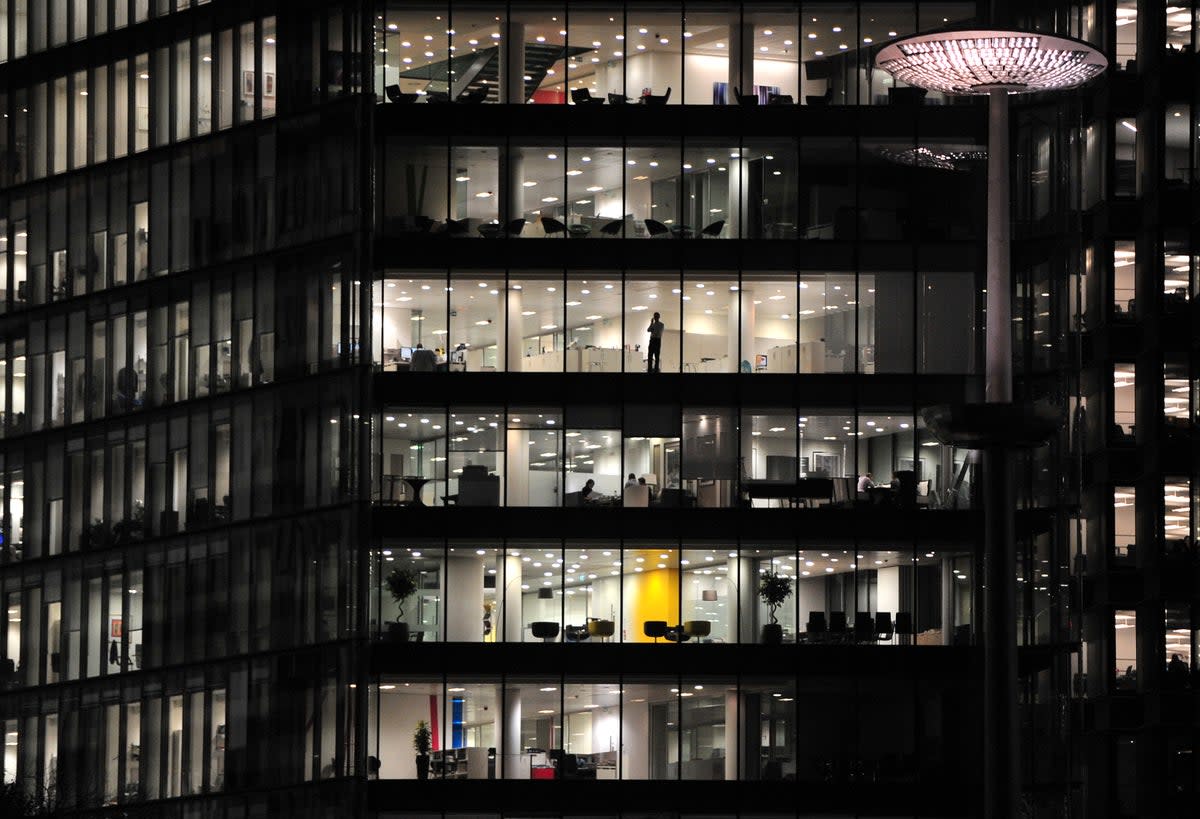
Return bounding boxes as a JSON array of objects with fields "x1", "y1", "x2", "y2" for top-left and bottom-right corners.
[{"x1": 874, "y1": 30, "x2": 1107, "y2": 95}]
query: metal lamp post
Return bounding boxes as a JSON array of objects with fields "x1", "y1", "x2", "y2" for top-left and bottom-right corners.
[{"x1": 874, "y1": 31, "x2": 1106, "y2": 819}]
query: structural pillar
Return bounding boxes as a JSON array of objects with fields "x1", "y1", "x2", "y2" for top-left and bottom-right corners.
[
  {"x1": 724, "y1": 689, "x2": 740, "y2": 781},
  {"x1": 726, "y1": 19, "x2": 755, "y2": 99},
  {"x1": 737, "y1": 556, "x2": 759, "y2": 642},
  {"x1": 504, "y1": 153, "x2": 525, "y2": 231},
  {"x1": 739, "y1": 287, "x2": 755, "y2": 369},
  {"x1": 502, "y1": 687, "x2": 522, "y2": 778},
  {"x1": 445, "y1": 555, "x2": 485, "y2": 642},
  {"x1": 505, "y1": 287, "x2": 523, "y2": 372},
  {"x1": 499, "y1": 23, "x2": 527, "y2": 104},
  {"x1": 941, "y1": 557, "x2": 955, "y2": 647},
  {"x1": 503, "y1": 553, "x2": 524, "y2": 642}
]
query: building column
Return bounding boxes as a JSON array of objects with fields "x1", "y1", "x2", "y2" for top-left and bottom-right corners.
[
  {"x1": 505, "y1": 287, "x2": 523, "y2": 371},
  {"x1": 726, "y1": 19, "x2": 755, "y2": 99},
  {"x1": 941, "y1": 557, "x2": 955, "y2": 647},
  {"x1": 503, "y1": 553, "x2": 524, "y2": 642},
  {"x1": 499, "y1": 23, "x2": 527, "y2": 104},
  {"x1": 724, "y1": 689, "x2": 740, "y2": 780},
  {"x1": 503, "y1": 153, "x2": 525, "y2": 229},
  {"x1": 739, "y1": 287, "x2": 755, "y2": 369},
  {"x1": 445, "y1": 555, "x2": 484, "y2": 642},
  {"x1": 737, "y1": 556, "x2": 759, "y2": 642},
  {"x1": 726, "y1": 155, "x2": 746, "y2": 238},
  {"x1": 502, "y1": 686, "x2": 522, "y2": 778},
  {"x1": 506, "y1": 428, "x2": 529, "y2": 506}
]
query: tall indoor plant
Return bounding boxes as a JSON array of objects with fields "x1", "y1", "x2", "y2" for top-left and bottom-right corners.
[
  {"x1": 758, "y1": 569, "x2": 793, "y2": 644},
  {"x1": 413, "y1": 720, "x2": 432, "y2": 780},
  {"x1": 385, "y1": 567, "x2": 418, "y2": 642}
]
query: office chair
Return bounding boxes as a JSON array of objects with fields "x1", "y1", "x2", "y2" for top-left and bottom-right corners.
[
  {"x1": 608, "y1": 93, "x2": 630, "y2": 105},
  {"x1": 734, "y1": 86, "x2": 758, "y2": 106},
  {"x1": 643, "y1": 621, "x2": 668, "y2": 642},
  {"x1": 643, "y1": 219, "x2": 670, "y2": 238},
  {"x1": 504, "y1": 218, "x2": 527, "y2": 237},
  {"x1": 531, "y1": 622, "x2": 560, "y2": 642},
  {"x1": 540, "y1": 217, "x2": 567, "y2": 237},
  {"x1": 829, "y1": 611, "x2": 848, "y2": 642},
  {"x1": 385, "y1": 85, "x2": 418, "y2": 104},
  {"x1": 599, "y1": 220, "x2": 624, "y2": 237},
  {"x1": 767, "y1": 93, "x2": 794, "y2": 105},
  {"x1": 854, "y1": 612, "x2": 876, "y2": 643},
  {"x1": 894, "y1": 612, "x2": 914, "y2": 644},
  {"x1": 806, "y1": 611, "x2": 827, "y2": 642},
  {"x1": 443, "y1": 218, "x2": 470, "y2": 237},
  {"x1": 458, "y1": 86, "x2": 488, "y2": 103},
  {"x1": 875, "y1": 612, "x2": 894, "y2": 643},
  {"x1": 806, "y1": 87, "x2": 833, "y2": 106},
  {"x1": 644, "y1": 87, "x2": 671, "y2": 105},
  {"x1": 571, "y1": 88, "x2": 605, "y2": 105},
  {"x1": 700, "y1": 220, "x2": 725, "y2": 238},
  {"x1": 683, "y1": 620, "x2": 711, "y2": 643}
]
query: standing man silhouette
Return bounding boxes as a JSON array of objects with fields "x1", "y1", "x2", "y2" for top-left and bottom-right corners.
[{"x1": 646, "y1": 312, "x2": 665, "y2": 372}]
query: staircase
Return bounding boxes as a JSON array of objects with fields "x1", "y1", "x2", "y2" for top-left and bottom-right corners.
[{"x1": 396, "y1": 44, "x2": 591, "y2": 102}]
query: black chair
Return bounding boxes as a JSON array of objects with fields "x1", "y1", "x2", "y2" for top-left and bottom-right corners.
[
  {"x1": 425, "y1": 90, "x2": 451, "y2": 103},
  {"x1": 664, "y1": 624, "x2": 691, "y2": 642},
  {"x1": 767, "y1": 93, "x2": 794, "y2": 105},
  {"x1": 571, "y1": 88, "x2": 605, "y2": 105},
  {"x1": 644, "y1": 87, "x2": 671, "y2": 105},
  {"x1": 854, "y1": 612, "x2": 876, "y2": 643},
  {"x1": 505, "y1": 218, "x2": 527, "y2": 237},
  {"x1": 443, "y1": 218, "x2": 470, "y2": 237},
  {"x1": 806, "y1": 611, "x2": 827, "y2": 641},
  {"x1": 700, "y1": 220, "x2": 725, "y2": 238},
  {"x1": 531, "y1": 622, "x2": 560, "y2": 642},
  {"x1": 643, "y1": 621, "x2": 669, "y2": 642},
  {"x1": 734, "y1": 86, "x2": 758, "y2": 106},
  {"x1": 457, "y1": 86, "x2": 489, "y2": 104},
  {"x1": 875, "y1": 612, "x2": 894, "y2": 643},
  {"x1": 599, "y1": 220, "x2": 624, "y2": 237},
  {"x1": 385, "y1": 85, "x2": 418, "y2": 104},
  {"x1": 477, "y1": 222, "x2": 503, "y2": 239},
  {"x1": 644, "y1": 219, "x2": 671, "y2": 238},
  {"x1": 541, "y1": 217, "x2": 567, "y2": 237},
  {"x1": 829, "y1": 611, "x2": 848, "y2": 641},
  {"x1": 563, "y1": 624, "x2": 591, "y2": 642},
  {"x1": 806, "y1": 87, "x2": 833, "y2": 106},
  {"x1": 608, "y1": 93, "x2": 631, "y2": 105}
]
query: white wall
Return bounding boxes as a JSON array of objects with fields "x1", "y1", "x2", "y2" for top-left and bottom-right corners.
[
  {"x1": 621, "y1": 699, "x2": 649, "y2": 778},
  {"x1": 377, "y1": 692, "x2": 434, "y2": 779},
  {"x1": 877, "y1": 566, "x2": 900, "y2": 618},
  {"x1": 795, "y1": 577, "x2": 825, "y2": 629}
]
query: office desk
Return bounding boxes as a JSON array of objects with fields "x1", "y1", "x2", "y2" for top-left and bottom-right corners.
[
  {"x1": 382, "y1": 474, "x2": 437, "y2": 506},
  {"x1": 743, "y1": 478, "x2": 833, "y2": 507}
]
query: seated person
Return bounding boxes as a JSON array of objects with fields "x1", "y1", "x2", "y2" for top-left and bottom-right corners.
[
  {"x1": 580, "y1": 479, "x2": 597, "y2": 503},
  {"x1": 856, "y1": 472, "x2": 876, "y2": 493},
  {"x1": 410, "y1": 343, "x2": 437, "y2": 372},
  {"x1": 625, "y1": 473, "x2": 638, "y2": 487}
]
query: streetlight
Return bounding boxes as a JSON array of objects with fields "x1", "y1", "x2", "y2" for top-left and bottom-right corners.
[{"x1": 875, "y1": 30, "x2": 1106, "y2": 819}]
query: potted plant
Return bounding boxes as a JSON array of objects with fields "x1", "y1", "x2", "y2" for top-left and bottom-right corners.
[
  {"x1": 758, "y1": 569, "x2": 793, "y2": 644},
  {"x1": 385, "y1": 567, "x2": 418, "y2": 642},
  {"x1": 413, "y1": 720, "x2": 432, "y2": 780}
]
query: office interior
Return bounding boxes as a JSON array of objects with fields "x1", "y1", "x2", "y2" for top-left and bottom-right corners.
[
  {"x1": 370, "y1": 542, "x2": 974, "y2": 647},
  {"x1": 374, "y1": 1, "x2": 978, "y2": 108}
]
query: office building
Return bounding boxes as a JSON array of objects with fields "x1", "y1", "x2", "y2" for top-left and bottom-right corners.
[{"x1": 0, "y1": 2, "x2": 1192, "y2": 818}]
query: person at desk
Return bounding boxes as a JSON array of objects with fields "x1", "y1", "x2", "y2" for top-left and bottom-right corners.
[
  {"x1": 625, "y1": 473, "x2": 638, "y2": 487},
  {"x1": 580, "y1": 479, "x2": 597, "y2": 503},
  {"x1": 1168, "y1": 653, "x2": 1189, "y2": 681},
  {"x1": 857, "y1": 472, "x2": 876, "y2": 492},
  {"x1": 410, "y1": 343, "x2": 437, "y2": 372}
]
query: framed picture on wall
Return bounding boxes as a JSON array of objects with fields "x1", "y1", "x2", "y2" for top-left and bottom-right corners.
[
  {"x1": 264, "y1": 72, "x2": 276, "y2": 98},
  {"x1": 898, "y1": 457, "x2": 915, "y2": 473},
  {"x1": 242, "y1": 70, "x2": 256, "y2": 97},
  {"x1": 111, "y1": 617, "x2": 123, "y2": 639}
]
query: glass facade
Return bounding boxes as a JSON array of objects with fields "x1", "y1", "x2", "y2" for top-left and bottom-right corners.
[{"x1": 0, "y1": 1, "x2": 1190, "y2": 818}]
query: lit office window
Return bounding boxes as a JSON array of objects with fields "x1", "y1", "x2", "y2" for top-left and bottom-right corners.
[
  {"x1": 1163, "y1": 480, "x2": 1191, "y2": 552},
  {"x1": 1112, "y1": 239, "x2": 1136, "y2": 316},
  {"x1": 1114, "y1": 609, "x2": 1137, "y2": 690},
  {"x1": 1163, "y1": 607, "x2": 1196, "y2": 688},
  {"x1": 1114, "y1": 1, "x2": 1138, "y2": 71},
  {"x1": 1114, "y1": 119, "x2": 1138, "y2": 197},
  {"x1": 1112, "y1": 363, "x2": 1135, "y2": 441},
  {"x1": 1113, "y1": 487, "x2": 1136, "y2": 566}
]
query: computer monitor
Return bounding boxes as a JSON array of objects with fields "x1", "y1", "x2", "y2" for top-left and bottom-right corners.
[
  {"x1": 755, "y1": 354, "x2": 768, "y2": 369},
  {"x1": 400, "y1": 347, "x2": 414, "y2": 362}
]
